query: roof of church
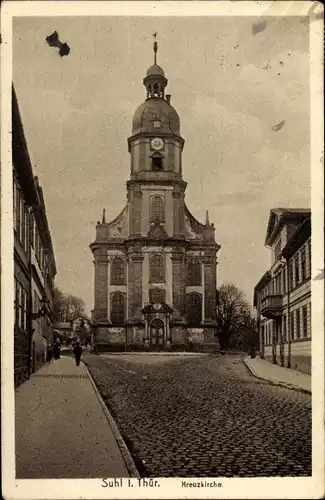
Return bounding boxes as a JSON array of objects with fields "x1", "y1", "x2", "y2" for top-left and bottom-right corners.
[
  {"x1": 146, "y1": 64, "x2": 165, "y2": 77},
  {"x1": 132, "y1": 97, "x2": 180, "y2": 136}
]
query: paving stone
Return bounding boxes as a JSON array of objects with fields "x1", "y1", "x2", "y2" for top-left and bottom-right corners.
[{"x1": 83, "y1": 352, "x2": 311, "y2": 477}]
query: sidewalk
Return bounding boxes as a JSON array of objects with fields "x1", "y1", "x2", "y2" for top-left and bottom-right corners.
[
  {"x1": 244, "y1": 356, "x2": 311, "y2": 394},
  {"x1": 15, "y1": 356, "x2": 138, "y2": 478}
]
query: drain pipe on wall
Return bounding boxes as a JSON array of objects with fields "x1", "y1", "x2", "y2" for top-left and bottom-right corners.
[{"x1": 281, "y1": 256, "x2": 291, "y2": 369}]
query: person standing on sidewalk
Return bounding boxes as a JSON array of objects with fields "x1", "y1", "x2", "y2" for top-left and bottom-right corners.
[{"x1": 73, "y1": 342, "x2": 83, "y2": 366}]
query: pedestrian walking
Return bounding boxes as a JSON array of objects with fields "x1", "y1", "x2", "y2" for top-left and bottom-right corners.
[
  {"x1": 47, "y1": 344, "x2": 53, "y2": 363},
  {"x1": 53, "y1": 342, "x2": 61, "y2": 359},
  {"x1": 73, "y1": 342, "x2": 83, "y2": 366}
]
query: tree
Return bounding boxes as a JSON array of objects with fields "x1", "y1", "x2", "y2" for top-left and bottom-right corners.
[
  {"x1": 53, "y1": 287, "x2": 86, "y2": 322},
  {"x1": 216, "y1": 283, "x2": 254, "y2": 350}
]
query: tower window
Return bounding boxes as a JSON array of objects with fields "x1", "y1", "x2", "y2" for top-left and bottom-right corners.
[
  {"x1": 111, "y1": 292, "x2": 125, "y2": 324},
  {"x1": 111, "y1": 257, "x2": 125, "y2": 285},
  {"x1": 186, "y1": 257, "x2": 202, "y2": 286},
  {"x1": 149, "y1": 288, "x2": 166, "y2": 304},
  {"x1": 186, "y1": 292, "x2": 202, "y2": 326},
  {"x1": 152, "y1": 153, "x2": 163, "y2": 171},
  {"x1": 150, "y1": 195, "x2": 165, "y2": 223},
  {"x1": 149, "y1": 253, "x2": 165, "y2": 283}
]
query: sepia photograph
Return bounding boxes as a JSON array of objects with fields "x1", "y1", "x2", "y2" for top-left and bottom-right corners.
[{"x1": 1, "y1": 1, "x2": 324, "y2": 499}]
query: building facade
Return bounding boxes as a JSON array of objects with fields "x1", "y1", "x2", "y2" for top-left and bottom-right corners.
[
  {"x1": 90, "y1": 45, "x2": 220, "y2": 351},
  {"x1": 13, "y1": 85, "x2": 57, "y2": 386},
  {"x1": 254, "y1": 208, "x2": 311, "y2": 374}
]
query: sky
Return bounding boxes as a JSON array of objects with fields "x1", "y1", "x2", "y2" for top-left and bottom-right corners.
[{"x1": 12, "y1": 14, "x2": 310, "y2": 314}]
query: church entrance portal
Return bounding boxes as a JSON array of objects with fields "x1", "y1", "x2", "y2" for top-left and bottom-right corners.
[{"x1": 150, "y1": 319, "x2": 165, "y2": 345}]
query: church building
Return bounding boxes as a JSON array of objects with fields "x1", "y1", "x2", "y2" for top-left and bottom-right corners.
[{"x1": 90, "y1": 39, "x2": 221, "y2": 350}]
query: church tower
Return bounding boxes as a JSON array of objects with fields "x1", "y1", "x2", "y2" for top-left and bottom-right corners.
[{"x1": 90, "y1": 36, "x2": 221, "y2": 350}]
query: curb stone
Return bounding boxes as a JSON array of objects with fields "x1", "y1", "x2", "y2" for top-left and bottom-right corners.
[
  {"x1": 243, "y1": 358, "x2": 311, "y2": 395},
  {"x1": 83, "y1": 362, "x2": 140, "y2": 478}
]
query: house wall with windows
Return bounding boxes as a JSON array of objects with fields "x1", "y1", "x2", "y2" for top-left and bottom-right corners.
[
  {"x1": 254, "y1": 209, "x2": 311, "y2": 374},
  {"x1": 12, "y1": 85, "x2": 57, "y2": 386}
]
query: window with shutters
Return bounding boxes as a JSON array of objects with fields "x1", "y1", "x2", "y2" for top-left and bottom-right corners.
[
  {"x1": 296, "y1": 308, "x2": 301, "y2": 339},
  {"x1": 294, "y1": 255, "x2": 300, "y2": 286},
  {"x1": 110, "y1": 292, "x2": 125, "y2": 324},
  {"x1": 290, "y1": 311, "x2": 295, "y2": 339},
  {"x1": 16, "y1": 282, "x2": 28, "y2": 331},
  {"x1": 30, "y1": 214, "x2": 35, "y2": 249},
  {"x1": 186, "y1": 293, "x2": 202, "y2": 325},
  {"x1": 274, "y1": 239, "x2": 282, "y2": 260},
  {"x1": 282, "y1": 269, "x2": 287, "y2": 293},
  {"x1": 288, "y1": 260, "x2": 294, "y2": 290},
  {"x1": 307, "y1": 239, "x2": 311, "y2": 277},
  {"x1": 149, "y1": 254, "x2": 165, "y2": 283},
  {"x1": 302, "y1": 306, "x2": 308, "y2": 338},
  {"x1": 149, "y1": 288, "x2": 166, "y2": 304},
  {"x1": 111, "y1": 257, "x2": 125, "y2": 285},
  {"x1": 14, "y1": 278, "x2": 19, "y2": 326},
  {"x1": 186, "y1": 258, "x2": 202, "y2": 286},
  {"x1": 301, "y1": 247, "x2": 306, "y2": 281},
  {"x1": 150, "y1": 196, "x2": 165, "y2": 223}
]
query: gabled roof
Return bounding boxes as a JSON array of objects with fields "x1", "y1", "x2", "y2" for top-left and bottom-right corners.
[
  {"x1": 281, "y1": 216, "x2": 311, "y2": 260},
  {"x1": 264, "y1": 208, "x2": 311, "y2": 247}
]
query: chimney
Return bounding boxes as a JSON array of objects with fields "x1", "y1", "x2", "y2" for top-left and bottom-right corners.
[{"x1": 166, "y1": 94, "x2": 171, "y2": 105}]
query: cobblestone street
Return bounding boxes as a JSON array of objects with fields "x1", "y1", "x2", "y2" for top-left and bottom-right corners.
[{"x1": 83, "y1": 352, "x2": 311, "y2": 478}]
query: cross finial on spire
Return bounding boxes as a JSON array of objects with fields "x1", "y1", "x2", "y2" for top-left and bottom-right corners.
[
  {"x1": 153, "y1": 32, "x2": 158, "y2": 64},
  {"x1": 102, "y1": 208, "x2": 106, "y2": 224}
]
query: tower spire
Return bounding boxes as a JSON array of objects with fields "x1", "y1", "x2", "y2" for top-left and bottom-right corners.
[
  {"x1": 102, "y1": 208, "x2": 106, "y2": 224},
  {"x1": 153, "y1": 32, "x2": 158, "y2": 64},
  {"x1": 205, "y1": 210, "x2": 210, "y2": 226}
]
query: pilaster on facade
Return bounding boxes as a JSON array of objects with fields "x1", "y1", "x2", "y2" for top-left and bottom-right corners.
[
  {"x1": 127, "y1": 253, "x2": 144, "y2": 320},
  {"x1": 171, "y1": 250, "x2": 186, "y2": 319}
]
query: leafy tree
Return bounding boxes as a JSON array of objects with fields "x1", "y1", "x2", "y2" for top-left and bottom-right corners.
[
  {"x1": 53, "y1": 287, "x2": 86, "y2": 322},
  {"x1": 216, "y1": 283, "x2": 255, "y2": 350}
]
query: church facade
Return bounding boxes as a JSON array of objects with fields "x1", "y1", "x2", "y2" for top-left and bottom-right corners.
[{"x1": 90, "y1": 44, "x2": 221, "y2": 351}]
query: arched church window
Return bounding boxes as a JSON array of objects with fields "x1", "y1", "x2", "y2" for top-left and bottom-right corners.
[
  {"x1": 111, "y1": 257, "x2": 125, "y2": 285},
  {"x1": 152, "y1": 153, "x2": 163, "y2": 171},
  {"x1": 186, "y1": 293, "x2": 202, "y2": 325},
  {"x1": 148, "y1": 84, "x2": 152, "y2": 98},
  {"x1": 149, "y1": 288, "x2": 166, "y2": 304},
  {"x1": 186, "y1": 257, "x2": 202, "y2": 286},
  {"x1": 149, "y1": 254, "x2": 165, "y2": 283},
  {"x1": 153, "y1": 83, "x2": 159, "y2": 96},
  {"x1": 150, "y1": 195, "x2": 165, "y2": 223},
  {"x1": 111, "y1": 292, "x2": 125, "y2": 325}
]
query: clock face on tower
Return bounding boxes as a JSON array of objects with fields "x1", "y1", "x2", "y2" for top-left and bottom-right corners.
[{"x1": 151, "y1": 137, "x2": 164, "y2": 151}]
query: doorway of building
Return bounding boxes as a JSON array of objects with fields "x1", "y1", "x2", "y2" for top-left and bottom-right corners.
[{"x1": 150, "y1": 319, "x2": 165, "y2": 345}]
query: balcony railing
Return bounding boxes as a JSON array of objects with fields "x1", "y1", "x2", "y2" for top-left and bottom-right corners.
[{"x1": 261, "y1": 294, "x2": 283, "y2": 319}]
